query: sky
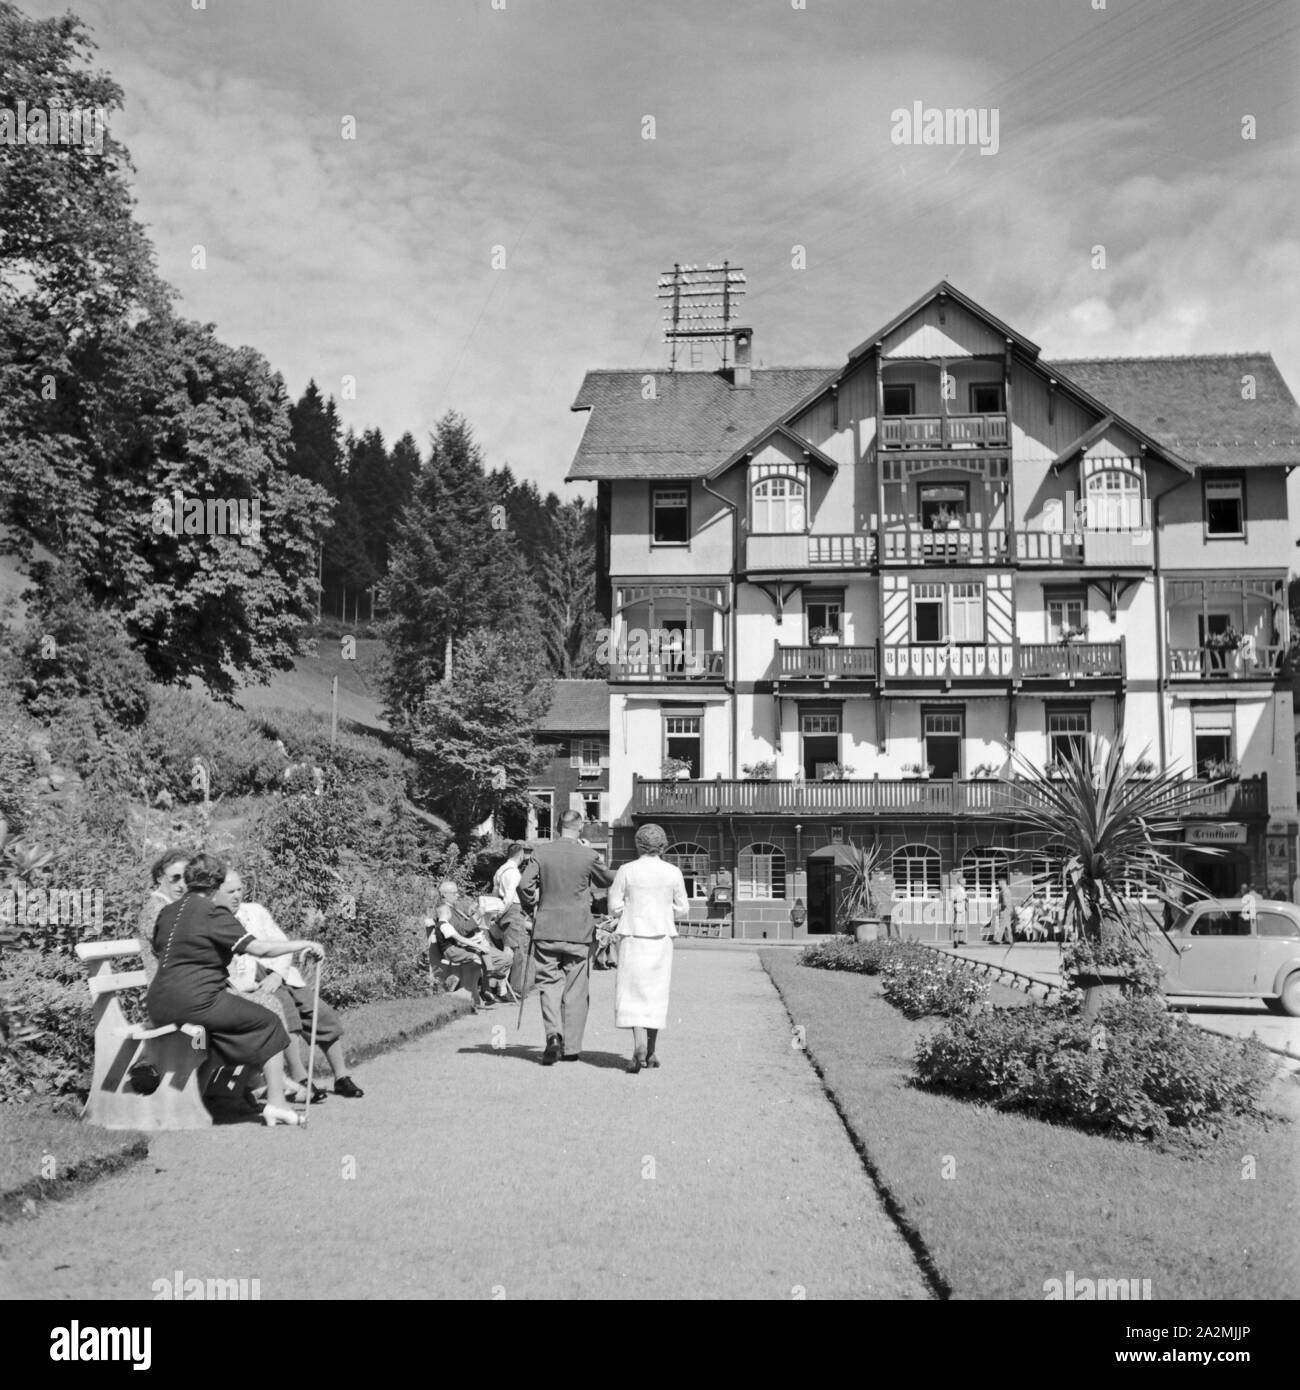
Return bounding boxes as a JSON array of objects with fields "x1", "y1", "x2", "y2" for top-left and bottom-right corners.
[{"x1": 20, "y1": 0, "x2": 1300, "y2": 515}]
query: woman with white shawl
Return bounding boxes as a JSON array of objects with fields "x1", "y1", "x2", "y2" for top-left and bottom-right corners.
[{"x1": 607, "y1": 822, "x2": 689, "y2": 1073}]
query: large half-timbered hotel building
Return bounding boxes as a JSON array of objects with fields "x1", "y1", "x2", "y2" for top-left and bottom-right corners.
[{"x1": 566, "y1": 282, "x2": 1300, "y2": 939}]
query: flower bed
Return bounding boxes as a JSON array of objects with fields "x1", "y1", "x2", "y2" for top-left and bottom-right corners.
[{"x1": 913, "y1": 995, "x2": 1276, "y2": 1144}]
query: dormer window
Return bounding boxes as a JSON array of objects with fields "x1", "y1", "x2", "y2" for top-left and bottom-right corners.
[
  {"x1": 751, "y1": 474, "x2": 806, "y2": 534},
  {"x1": 1083, "y1": 462, "x2": 1143, "y2": 530}
]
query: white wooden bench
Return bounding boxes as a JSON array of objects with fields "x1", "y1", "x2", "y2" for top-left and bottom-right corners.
[{"x1": 74, "y1": 940, "x2": 213, "y2": 1131}]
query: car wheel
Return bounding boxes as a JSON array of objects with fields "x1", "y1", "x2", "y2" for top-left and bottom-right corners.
[{"x1": 1275, "y1": 973, "x2": 1300, "y2": 1019}]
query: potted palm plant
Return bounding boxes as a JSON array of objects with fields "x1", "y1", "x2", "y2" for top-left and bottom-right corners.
[
  {"x1": 660, "y1": 756, "x2": 692, "y2": 781},
  {"x1": 835, "y1": 841, "x2": 885, "y2": 942},
  {"x1": 1011, "y1": 735, "x2": 1226, "y2": 1019}
]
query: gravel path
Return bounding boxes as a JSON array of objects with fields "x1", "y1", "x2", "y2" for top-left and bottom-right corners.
[{"x1": 0, "y1": 950, "x2": 927, "y2": 1300}]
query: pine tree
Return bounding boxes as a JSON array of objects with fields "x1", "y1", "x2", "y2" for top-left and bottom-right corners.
[
  {"x1": 409, "y1": 629, "x2": 553, "y2": 839},
  {"x1": 539, "y1": 498, "x2": 603, "y2": 676},
  {"x1": 381, "y1": 412, "x2": 540, "y2": 727},
  {"x1": 346, "y1": 427, "x2": 394, "y2": 575}
]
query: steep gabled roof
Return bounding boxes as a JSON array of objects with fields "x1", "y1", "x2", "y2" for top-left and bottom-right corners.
[
  {"x1": 1046, "y1": 354, "x2": 1300, "y2": 469},
  {"x1": 566, "y1": 367, "x2": 834, "y2": 481},
  {"x1": 534, "y1": 679, "x2": 608, "y2": 734},
  {"x1": 705, "y1": 421, "x2": 840, "y2": 481},
  {"x1": 847, "y1": 279, "x2": 1041, "y2": 363}
]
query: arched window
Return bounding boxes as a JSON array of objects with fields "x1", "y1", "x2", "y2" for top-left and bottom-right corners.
[
  {"x1": 751, "y1": 476, "x2": 806, "y2": 534},
  {"x1": 1085, "y1": 468, "x2": 1142, "y2": 530},
  {"x1": 962, "y1": 847, "x2": 1010, "y2": 899},
  {"x1": 738, "y1": 842, "x2": 786, "y2": 900},
  {"x1": 666, "y1": 842, "x2": 710, "y2": 900},
  {"x1": 893, "y1": 844, "x2": 940, "y2": 898}
]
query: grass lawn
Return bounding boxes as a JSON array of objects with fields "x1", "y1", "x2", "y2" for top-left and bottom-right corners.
[
  {"x1": 763, "y1": 950, "x2": 1299, "y2": 1300},
  {"x1": 1, "y1": 989, "x2": 469, "y2": 1219},
  {"x1": 235, "y1": 637, "x2": 387, "y2": 732}
]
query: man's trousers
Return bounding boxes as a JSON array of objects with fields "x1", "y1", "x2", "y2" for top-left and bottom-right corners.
[{"x1": 532, "y1": 940, "x2": 592, "y2": 1056}]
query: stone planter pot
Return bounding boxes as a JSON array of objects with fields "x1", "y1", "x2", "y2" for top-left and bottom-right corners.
[
  {"x1": 1070, "y1": 969, "x2": 1132, "y2": 1020},
  {"x1": 853, "y1": 919, "x2": 880, "y2": 943}
]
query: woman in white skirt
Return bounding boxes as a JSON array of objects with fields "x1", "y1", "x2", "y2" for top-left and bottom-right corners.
[{"x1": 607, "y1": 823, "x2": 689, "y2": 1073}]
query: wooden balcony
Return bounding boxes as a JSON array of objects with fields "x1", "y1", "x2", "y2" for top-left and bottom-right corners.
[
  {"x1": 1167, "y1": 645, "x2": 1287, "y2": 682},
  {"x1": 775, "y1": 644, "x2": 878, "y2": 680},
  {"x1": 1017, "y1": 641, "x2": 1124, "y2": 681},
  {"x1": 879, "y1": 413, "x2": 1009, "y2": 450},
  {"x1": 1013, "y1": 529, "x2": 1154, "y2": 567},
  {"x1": 745, "y1": 533, "x2": 876, "y2": 572},
  {"x1": 880, "y1": 528, "x2": 1009, "y2": 566},
  {"x1": 630, "y1": 774, "x2": 1267, "y2": 819},
  {"x1": 610, "y1": 650, "x2": 725, "y2": 682}
]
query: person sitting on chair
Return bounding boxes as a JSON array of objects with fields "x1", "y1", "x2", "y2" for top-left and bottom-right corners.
[{"x1": 433, "y1": 880, "x2": 512, "y2": 1009}]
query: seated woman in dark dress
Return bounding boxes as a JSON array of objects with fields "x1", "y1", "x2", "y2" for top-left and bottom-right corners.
[{"x1": 147, "y1": 852, "x2": 323, "y2": 1127}]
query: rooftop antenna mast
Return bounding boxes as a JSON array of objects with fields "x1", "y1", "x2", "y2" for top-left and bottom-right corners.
[{"x1": 658, "y1": 261, "x2": 746, "y2": 372}]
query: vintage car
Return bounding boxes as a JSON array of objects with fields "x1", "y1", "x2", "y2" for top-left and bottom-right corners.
[{"x1": 1152, "y1": 898, "x2": 1300, "y2": 1016}]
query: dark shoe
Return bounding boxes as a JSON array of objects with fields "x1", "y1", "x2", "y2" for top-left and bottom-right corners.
[
  {"x1": 561, "y1": 1053, "x2": 581, "y2": 1062},
  {"x1": 629, "y1": 1048, "x2": 647, "y2": 1074},
  {"x1": 127, "y1": 1061, "x2": 161, "y2": 1096},
  {"x1": 286, "y1": 1080, "x2": 328, "y2": 1104},
  {"x1": 645, "y1": 1054, "x2": 660, "y2": 1069},
  {"x1": 333, "y1": 1076, "x2": 364, "y2": 1098},
  {"x1": 477, "y1": 994, "x2": 496, "y2": 1009},
  {"x1": 542, "y1": 1034, "x2": 563, "y2": 1066}
]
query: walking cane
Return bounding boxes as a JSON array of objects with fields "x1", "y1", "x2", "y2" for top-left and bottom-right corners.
[
  {"x1": 302, "y1": 949, "x2": 324, "y2": 1128},
  {"x1": 515, "y1": 914, "x2": 538, "y2": 1032}
]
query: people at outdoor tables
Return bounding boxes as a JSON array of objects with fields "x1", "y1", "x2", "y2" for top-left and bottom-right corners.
[{"x1": 145, "y1": 851, "x2": 324, "y2": 1126}]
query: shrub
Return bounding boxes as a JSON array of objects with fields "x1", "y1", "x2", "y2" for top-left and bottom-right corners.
[
  {"x1": 0, "y1": 952, "x2": 94, "y2": 1102},
  {"x1": 250, "y1": 708, "x2": 407, "y2": 783},
  {"x1": 13, "y1": 564, "x2": 152, "y2": 731},
  {"x1": 881, "y1": 949, "x2": 989, "y2": 1018},
  {"x1": 799, "y1": 935, "x2": 919, "y2": 975},
  {"x1": 138, "y1": 687, "x2": 285, "y2": 801},
  {"x1": 913, "y1": 996, "x2": 1276, "y2": 1144}
]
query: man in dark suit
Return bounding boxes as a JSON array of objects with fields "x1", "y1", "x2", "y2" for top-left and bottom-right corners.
[{"x1": 518, "y1": 810, "x2": 615, "y2": 1064}]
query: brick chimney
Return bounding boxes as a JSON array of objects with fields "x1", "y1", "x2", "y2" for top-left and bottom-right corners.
[{"x1": 732, "y1": 326, "x2": 753, "y2": 387}]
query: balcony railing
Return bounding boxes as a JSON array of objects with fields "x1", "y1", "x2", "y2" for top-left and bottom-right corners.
[
  {"x1": 776, "y1": 644, "x2": 878, "y2": 680},
  {"x1": 1167, "y1": 645, "x2": 1286, "y2": 681},
  {"x1": 880, "y1": 528, "x2": 1009, "y2": 566},
  {"x1": 610, "y1": 650, "x2": 725, "y2": 681},
  {"x1": 882, "y1": 643, "x2": 1015, "y2": 680},
  {"x1": 1017, "y1": 641, "x2": 1124, "y2": 680},
  {"x1": 879, "y1": 413, "x2": 1009, "y2": 449},
  {"x1": 745, "y1": 533, "x2": 875, "y2": 571},
  {"x1": 630, "y1": 774, "x2": 1267, "y2": 818},
  {"x1": 1013, "y1": 529, "x2": 1154, "y2": 567}
]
